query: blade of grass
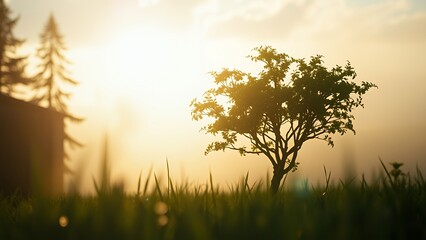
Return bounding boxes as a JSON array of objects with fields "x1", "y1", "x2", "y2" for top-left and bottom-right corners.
[
  {"x1": 154, "y1": 174, "x2": 163, "y2": 200},
  {"x1": 244, "y1": 172, "x2": 250, "y2": 196},
  {"x1": 323, "y1": 165, "x2": 331, "y2": 194},
  {"x1": 136, "y1": 170, "x2": 142, "y2": 197},
  {"x1": 166, "y1": 158, "x2": 170, "y2": 198},
  {"x1": 165, "y1": 158, "x2": 178, "y2": 204},
  {"x1": 266, "y1": 170, "x2": 270, "y2": 191},
  {"x1": 415, "y1": 164, "x2": 425, "y2": 188},
  {"x1": 361, "y1": 173, "x2": 369, "y2": 191},
  {"x1": 379, "y1": 156, "x2": 394, "y2": 188},
  {"x1": 92, "y1": 175, "x2": 100, "y2": 196},
  {"x1": 209, "y1": 171, "x2": 217, "y2": 209},
  {"x1": 279, "y1": 174, "x2": 288, "y2": 193},
  {"x1": 168, "y1": 176, "x2": 177, "y2": 203},
  {"x1": 143, "y1": 165, "x2": 153, "y2": 196}
]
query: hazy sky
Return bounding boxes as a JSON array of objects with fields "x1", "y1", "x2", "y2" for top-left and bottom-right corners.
[{"x1": 9, "y1": 0, "x2": 426, "y2": 191}]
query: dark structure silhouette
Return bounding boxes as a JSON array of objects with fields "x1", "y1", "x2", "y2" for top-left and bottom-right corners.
[{"x1": 0, "y1": 94, "x2": 64, "y2": 196}]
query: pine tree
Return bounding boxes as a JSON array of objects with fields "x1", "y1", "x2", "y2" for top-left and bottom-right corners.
[
  {"x1": 0, "y1": 0, "x2": 27, "y2": 95},
  {"x1": 32, "y1": 14, "x2": 83, "y2": 154}
]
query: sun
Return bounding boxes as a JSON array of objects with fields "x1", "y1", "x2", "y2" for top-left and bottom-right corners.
[
  {"x1": 70, "y1": 23, "x2": 212, "y2": 189},
  {"x1": 96, "y1": 26, "x2": 208, "y2": 131},
  {"x1": 101, "y1": 27, "x2": 172, "y2": 101}
]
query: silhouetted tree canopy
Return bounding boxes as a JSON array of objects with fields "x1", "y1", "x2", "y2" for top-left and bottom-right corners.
[
  {"x1": 32, "y1": 14, "x2": 83, "y2": 154},
  {"x1": 0, "y1": 0, "x2": 27, "y2": 95},
  {"x1": 191, "y1": 46, "x2": 376, "y2": 194}
]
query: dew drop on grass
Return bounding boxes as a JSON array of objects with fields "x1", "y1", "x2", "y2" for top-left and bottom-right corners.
[
  {"x1": 157, "y1": 215, "x2": 168, "y2": 226},
  {"x1": 59, "y1": 215, "x2": 69, "y2": 227},
  {"x1": 154, "y1": 201, "x2": 168, "y2": 215}
]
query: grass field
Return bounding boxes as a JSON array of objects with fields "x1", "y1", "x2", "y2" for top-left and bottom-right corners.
[{"x1": 1, "y1": 161, "x2": 425, "y2": 240}]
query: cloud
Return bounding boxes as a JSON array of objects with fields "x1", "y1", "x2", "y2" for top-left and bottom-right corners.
[
  {"x1": 375, "y1": 11, "x2": 426, "y2": 45},
  {"x1": 135, "y1": 0, "x2": 206, "y2": 30},
  {"x1": 12, "y1": 0, "x2": 116, "y2": 46},
  {"x1": 208, "y1": 0, "x2": 319, "y2": 40},
  {"x1": 196, "y1": 0, "x2": 294, "y2": 35},
  {"x1": 204, "y1": 0, "x2": 426, "y2": 46},
  {"x1": 13, "y1": 0, "x2": 206, "y2": 47}
]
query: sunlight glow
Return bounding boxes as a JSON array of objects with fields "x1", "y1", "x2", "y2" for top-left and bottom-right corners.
[
  {"x1": 6, "y1": 0, "x2": 425, "y2": 195},
  {"x1": 83, "y1": 26, "x2": 211, "y2": 186},
  {"x1": 99, "y1": 27, "x2": 205, "y2": 126},
  {"x1": 138, "y1": 0, "x2": 160, "y2": 8}
]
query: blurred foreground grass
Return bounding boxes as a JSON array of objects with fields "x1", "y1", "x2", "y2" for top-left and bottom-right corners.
[{"x1": 1, "y1": 161, "x2": 425, "y2": 240}]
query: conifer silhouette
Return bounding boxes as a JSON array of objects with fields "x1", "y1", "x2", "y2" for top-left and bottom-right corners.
[
  {"x1": 32, "y1": 14, "x2": 83, "y2": 158},
  {"x1": 0, "y1": 0, "x2": 27, "y2": 95}
]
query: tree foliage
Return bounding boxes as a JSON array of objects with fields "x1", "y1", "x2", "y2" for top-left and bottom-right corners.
[
  {"x1": 0, "y1": 0, "x2": 27, "y2": 95},
  {"x1": 191, "y1": 46, "x2": 376, "y2": 193},
  {"x1": 32, "y1": 14, "x2": 83, "y2": 152}
]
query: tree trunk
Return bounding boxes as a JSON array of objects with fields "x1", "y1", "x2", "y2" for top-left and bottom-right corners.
[{"x1": 270, "y1": 164, "x2": 285, "y2": 195}]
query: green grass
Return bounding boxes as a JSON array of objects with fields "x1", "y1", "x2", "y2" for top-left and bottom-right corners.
[{"x1": 1, "y1": 161, "x2": 425, "y2": 240}]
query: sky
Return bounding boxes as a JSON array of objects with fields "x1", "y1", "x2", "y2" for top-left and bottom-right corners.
[{"x1": 8, "y1": 0, "x2": 426, "y2": 192}]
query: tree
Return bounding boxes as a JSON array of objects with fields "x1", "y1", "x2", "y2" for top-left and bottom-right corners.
[
  {"x1": 32, "y1": 14, "x2": 83, "y2": 156},
  {"x1": 0, "y1": 0, "x2": 27, "y2": 95},
  {"x1": 191, "y1": 46, "x2": 376, "y2": 194}
]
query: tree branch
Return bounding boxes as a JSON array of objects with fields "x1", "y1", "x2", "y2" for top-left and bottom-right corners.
[{"x1": 251, "y1": 133, "x2": 277, "y2": 166}]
